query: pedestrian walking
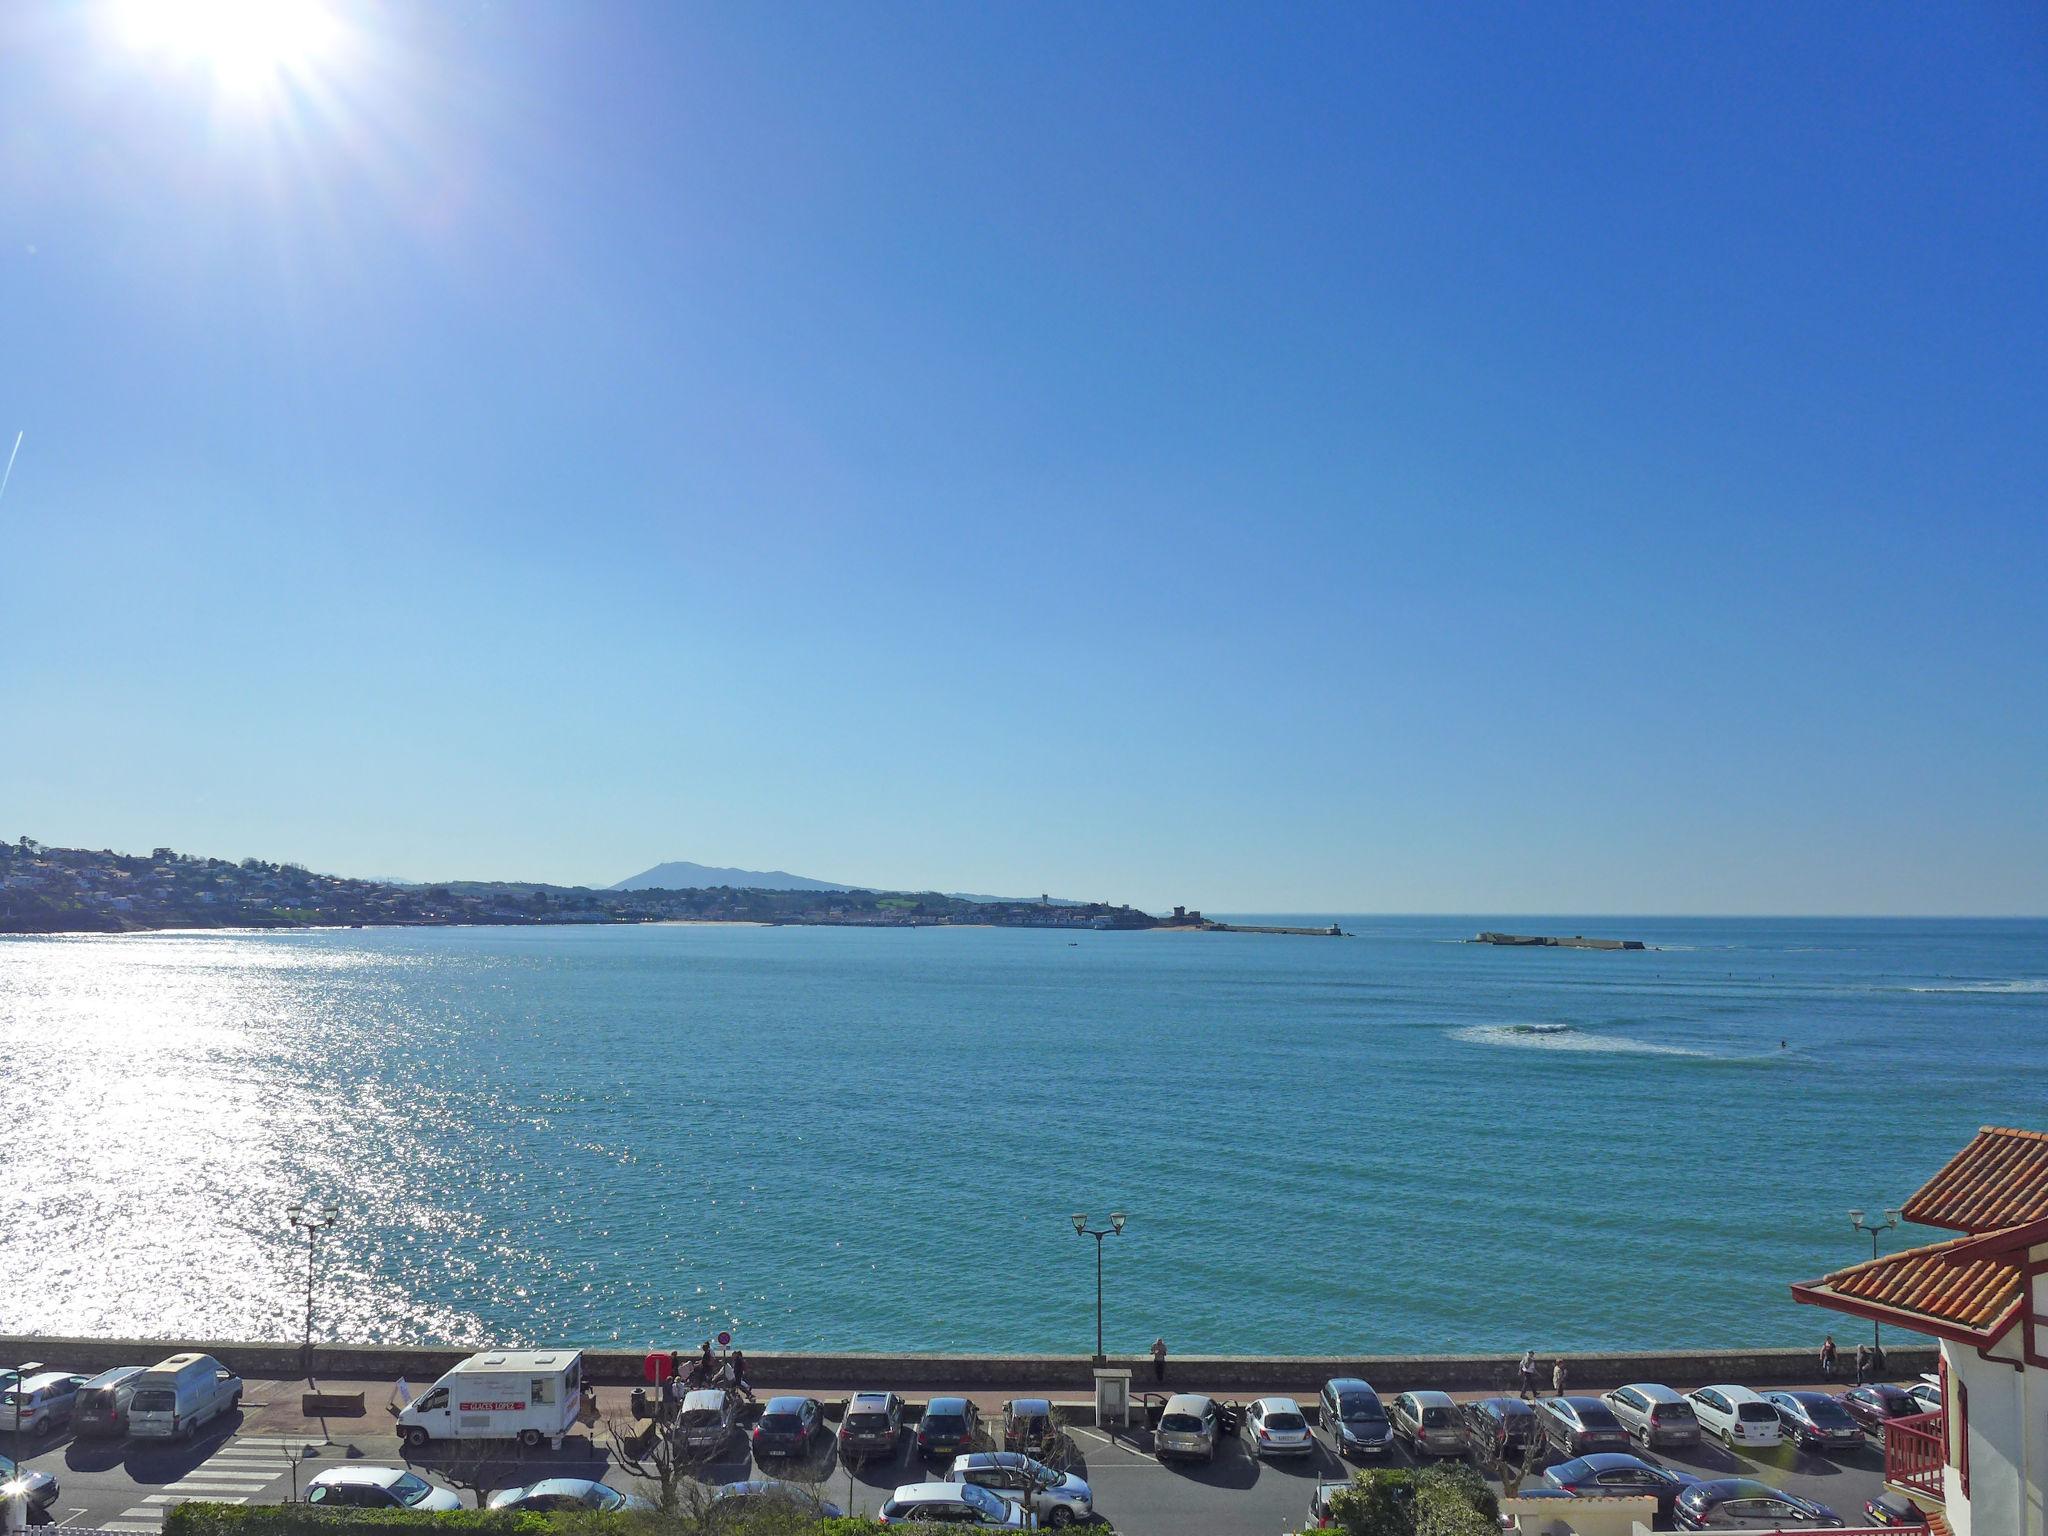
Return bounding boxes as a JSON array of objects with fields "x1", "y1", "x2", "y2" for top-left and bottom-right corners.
[
  {"x1": 1551, "y1": 1358, "x2": 1568, "y2": 1397},
  {"x1": 1518, "y1": 1350, "x2": 1538, "y2": 1399},
  {"x1": 1819, "y1": 1334, "x2": 1837, "y2": 1379},
  {"x1": 1151, "y1": 1338, "x2": 1168, "y2": 1384},
  {"x1": 1854, "y1": 1342, "x2": 1872, "y2": 1385}
]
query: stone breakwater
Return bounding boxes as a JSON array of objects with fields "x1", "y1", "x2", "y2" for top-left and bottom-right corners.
[
  {"x1": 0, "y1": 1335, "x2": 1933, "y2": 1392},
  {"x1": 1473, "y1": 931, "x2": 1647, "y2": 950}
]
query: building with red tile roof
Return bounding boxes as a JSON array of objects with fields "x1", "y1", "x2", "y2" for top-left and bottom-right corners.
[{"x1": 1792, "y1": 1126, "x2": 2048, "y2": 1536}]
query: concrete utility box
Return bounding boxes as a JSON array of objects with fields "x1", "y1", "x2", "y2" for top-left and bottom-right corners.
[{"x1": 1092, "y1": 1367, "x2": 1132, "y2": 1430}]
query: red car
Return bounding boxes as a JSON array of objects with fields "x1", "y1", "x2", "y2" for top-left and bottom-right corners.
[{"x1": 1839, "y1": 1383, "x2": 1921, "y2": 1434}]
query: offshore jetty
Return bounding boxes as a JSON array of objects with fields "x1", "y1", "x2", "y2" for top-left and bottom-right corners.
[{"x1": 1472, "y1": 930, "x2": 1645, "y2": 950}]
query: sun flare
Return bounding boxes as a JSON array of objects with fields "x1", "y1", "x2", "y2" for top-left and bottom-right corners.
[{"x1": 115, "y1": 0, "x2": 341, "y2": 94}]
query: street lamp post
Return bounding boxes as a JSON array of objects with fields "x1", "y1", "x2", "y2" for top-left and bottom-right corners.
[
  {"x1": 1848, "y1": 1207, "x2": 1901, "y2": 1354},
  {"x1": 286, "y1": 1204, "x2": 338, "y2": 1385},
  {"x1": 1070, "y1": 1212, "x2": 1126, "y2": 1365}
]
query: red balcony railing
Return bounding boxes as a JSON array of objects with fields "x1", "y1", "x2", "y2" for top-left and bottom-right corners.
[{"x1": 1884, "y1": 1408, "x2": 1945, "y2": 1503}]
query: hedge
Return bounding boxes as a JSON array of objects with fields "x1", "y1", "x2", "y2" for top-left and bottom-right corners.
[{"x1": 1310, "y1": 1465, "x2": 1496, "y2": 1536}]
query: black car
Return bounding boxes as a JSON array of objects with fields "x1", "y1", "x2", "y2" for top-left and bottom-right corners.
[
  {"x1": 838, "y1": 1392, "x2": 905, "y2": 1465},
  {"x1": 1675, "y1": 1478, "x2": 1843, "y2": 1530},
  {"x1": 916, "y1": 1396, "x2": 984, "y2": 1460},
  {"x1": 1535, "y1": 1395, "x2": 1633, "y2": 1456},
  {"x1": 1543, "y1": 1453, "x2": 1700, "y2": 1522},
  {"x1": 1764, "y1": 1391, "x2": 1866, "y2": 1453},
  {"x1": 1318, "y1": 1378, "x2": 1393, "y2": 1458},
  {"x1": 1840, "y1": 1384, "x2": 1921, "y2": 1436},
  {"x1": 1459, "y1": 1396, "x2": 1539, "y2": 1458},
  {"x1": 751, "y1": 1395, "x2": 826, "y2": 1458}
]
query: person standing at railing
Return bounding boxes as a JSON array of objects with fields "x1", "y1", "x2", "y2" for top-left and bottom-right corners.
[{"x1": 1819, "y1": 1334, "x2": 1837, "y2": 1379}]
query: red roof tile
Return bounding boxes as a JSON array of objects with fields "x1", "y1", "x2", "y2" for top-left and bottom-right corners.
[
  {"x1": 1904, "y1": 1125, "x2": 2048, "y2": 1233},
  {"x1": 1820, "y1": 1229, "x2": 2022, "y2": 1333}
]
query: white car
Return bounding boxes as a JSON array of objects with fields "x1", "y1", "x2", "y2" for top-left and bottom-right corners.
[
  {"x1": 1244, "y1": 1396, "x2": 1315, "y2": 1457},
  {"x1": 1909, "y1": 1377, "x2": 1942, "y2": 1414},
  {"x1": 306, "y1": 1468, "x2": 461, "y2": 1512},
  {"x1": 1685, "y1": 1385, "x2": 1783, "y2": 1450},
  {"x1": 878, "y1": 1480, "x2": 1029, "y2": 1528}
]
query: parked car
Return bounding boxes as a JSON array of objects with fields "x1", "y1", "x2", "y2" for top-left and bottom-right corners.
[
  {"x1": 1154, "y1": 1393, "x2": 1223, "y2": 1464},
  {"x1": 1863, "y1": 1490, "x2": 1931, "y2": 1528},
  {"x1": 1907, "y1": 1378, "x2": 1942, "y2": 1414},
  {"x1": 949, "y1": 1451, "x2": 1092, "y2": 1527},
  {"x1": 1603, "y1": 1383, "x2": 1702, "y2": 1449},
  {"x1": 1674, "y1": 1477, "x2": 1842, "y2": 1529},
  {"x1": 305, "y1": 1468, "x2": 461, "y2": 1512},
  {"x1": 1002, "y1": 1398, "x2": 1057, "y2": 1456},
  {"x1": 1459, "y1": 1396, "x2": 1539, "y2": 1459},
  {"x1": 1319, "y1": 1378, "x2": 1393, "y2": 1458},
  {"x1": 1542, "y1": 1453, "x2": 1700, "y2": 1521},
  {"x1": 917, "y1": 1397, "x2": 984, "y2": 1461},
  {"x1": 72, "y1": 1367, "x2": 147, "y2": 1438},
  {"x1": 1243, "y1": 1397, "x2": 1314, "y2": 1458},
  {"x1": 1764, "y1": 1390, "x2": 1866, "y2": 1453},
  {"x1": 487, "y1": 1479, "x2": 650, "y2": 1513},
  {"x1": 2, "y1": 1373, "x2": 87, "y2": 1436},
  {"x1": 1840, "y1": 1383, "x2": 1921, "y2": 1435},
  {"x1": 839, "y1": 1392, "x2": 906, "y2": 1465},
  {"x1": 0, "y1": 1453, "x2": 58, "y2": 1516},
  {"x1": 1535, "y1": 1395, "x2": 1633, "y2": 1456},
  {"x1": 751, "y1": 1395, "x2": 827, "y2": 1458},
  {"x1": 1684, "y1": 1385, "x2": 1782, "y2": 1450},
  {"x1": 877, "y1": 1480, "x2": 1029, "y2": 1528},
  {"x1": 674, "y1": 1388, "x2": 737, "y2": 1455},
  {"x1": 127, "y1": 1354, "x2": 242, "y2": 1442},
  {"x1": 1389, "y1": 1391, "x2": 1465, "y2": 1458},
  {"x1": 707, "y1": 1481, "x2": 845, "y2": 1520}
]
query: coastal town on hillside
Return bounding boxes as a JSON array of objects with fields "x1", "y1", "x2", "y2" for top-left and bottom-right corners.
[{"x1": 0, "y1": 837, "x2": 1180, "y2": 935}]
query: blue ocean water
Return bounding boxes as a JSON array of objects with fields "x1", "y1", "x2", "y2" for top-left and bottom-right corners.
[{"x1": 2, "y1": 917, "x2": 2042, "y2": 1356}]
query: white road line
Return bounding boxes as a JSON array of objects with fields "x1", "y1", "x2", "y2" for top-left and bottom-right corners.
[
  {"x1": 101, "y1": 1521, "x2": 163, "y2": 1532},
  {"x1": 142, "y1": 1493, "x2": 250, "y2": 1506},
  {"x1": 168, "y1": 1480, "x2": 278, "y2": 1493}
]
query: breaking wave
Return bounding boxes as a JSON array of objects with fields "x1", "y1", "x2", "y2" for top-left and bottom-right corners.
[
  {"x1": 1449, "y1": 1022, "x2": 1722, "y2": 1058},
  {"x1": 1904, "y1": 979, "x2": 2048, "y2": 995}
]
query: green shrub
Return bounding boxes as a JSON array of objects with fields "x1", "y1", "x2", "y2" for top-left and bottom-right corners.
[
  {"x1": 1412, "y1": 1463, "x2": 1498, "y2": 1536},
  {"x1": 1320, "y1": 1468, "x2": 1415, "y2": 1536}
]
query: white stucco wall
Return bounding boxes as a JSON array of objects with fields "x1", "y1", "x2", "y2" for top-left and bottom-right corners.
[{"x1": 1945, "y1": 1287, "x2": 2046, "y2": 1536}]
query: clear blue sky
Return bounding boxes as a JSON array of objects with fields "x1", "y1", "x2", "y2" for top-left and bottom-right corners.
[{"x1": 3, "y1": 2, "x2": 2044, "y2": 913}]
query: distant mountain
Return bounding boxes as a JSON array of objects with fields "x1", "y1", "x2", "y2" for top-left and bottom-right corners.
[
  {"x1": 611, "y1": 861, "x2": 859, "y2": 893},
  {"x1": 611, "y1": 861, "x2": 1086, "y2": 905}
]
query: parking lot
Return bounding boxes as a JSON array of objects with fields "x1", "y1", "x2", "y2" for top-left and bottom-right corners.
[{"x1": 5, "y1": 1377, "x2": 1895, "y2": 1536}]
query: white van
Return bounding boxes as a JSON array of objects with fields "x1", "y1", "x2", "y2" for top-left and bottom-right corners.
[
  {"x1": 128, "y1": 1354, "x2": 243, "y2": 1441},
  {"x1": 396, "y1": 1350, "x2": 584, "y2": 1449}
]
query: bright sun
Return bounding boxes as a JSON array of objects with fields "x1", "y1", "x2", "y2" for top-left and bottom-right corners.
[{"x1": 116, "y1": 0, "x2": 340, "y2": 95}]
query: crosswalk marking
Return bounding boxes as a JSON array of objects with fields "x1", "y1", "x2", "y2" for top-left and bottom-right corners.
[
  {"x1": 141, "y1": 1495, "x2": 251, "y2": 1507},
  {"x1": 167, "y1": 1481, "x2": 277, "y2": 1493},
  {"x1": 102, "y1": 1521, "x2": 164, "y2": 1532}
]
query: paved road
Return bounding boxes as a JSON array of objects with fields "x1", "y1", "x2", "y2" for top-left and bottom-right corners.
[{"x1": 9, "y1": 1414, "x2": 1891, "y2": 1535}]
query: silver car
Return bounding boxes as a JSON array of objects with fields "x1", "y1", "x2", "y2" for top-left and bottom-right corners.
[
  {"x1": 674, "y1": 1388, "x2": 736, "y2": 1455},
  {"x1": 1389, "y1": 1391, "x2": 1465, "y2": 1458},
  {"x1": 949, "y1": 1451, "x2": 1093, "y2": 1527},
  {"x1": 2, "y1": 1373, "x2": 86, "y2": 1436},
  {"x1": 1155, "y1": 1393, "x2": 1222, "y2": 1463},
  {"x1": 1244, "y1": 1397, "x2": 1315, "y2": 1458},
  {"x1": 1603, "y1": 1383, "x2": 1702, "y2": 1449}
]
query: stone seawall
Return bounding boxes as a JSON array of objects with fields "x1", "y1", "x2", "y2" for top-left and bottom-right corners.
[{"x1": 0, "y1": 1335, "x2": 1936, "y2": 1393}]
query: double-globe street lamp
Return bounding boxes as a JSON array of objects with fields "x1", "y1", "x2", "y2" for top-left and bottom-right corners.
[
  {"x1": 1071, "y1": 1212, "x2": 1126, "y2": 1365},
  {"x1": 1848, "y1": 1206, "x2": 1901, "y2": 1354},
  {"x1": 287, "y1": 1204, "x2": 339, "y2": 1384}
]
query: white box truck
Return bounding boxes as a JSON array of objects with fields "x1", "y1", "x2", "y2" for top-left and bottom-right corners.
[{"x1": 395, "y1": 1350, "x2": 584, "y2": 1448}]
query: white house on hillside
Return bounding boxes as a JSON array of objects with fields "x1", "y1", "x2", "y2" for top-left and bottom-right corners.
[{"x1": 1794, "y1": 1124, "x2": 2048, "y2": 1536}]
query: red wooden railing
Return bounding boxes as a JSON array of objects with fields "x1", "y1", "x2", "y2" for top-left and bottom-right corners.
[{"x1": 1885, "y1": 1407, "x2": 1946, "y2": 1503}]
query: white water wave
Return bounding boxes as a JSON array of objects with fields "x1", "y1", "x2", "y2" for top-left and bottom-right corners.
[
  {"x1": 1449, "y1": 1023, "x2": 1721, "y2": 1058},
  {"x1": 1904, "y1": 979, "x2": 2048, "y2": 995}
]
